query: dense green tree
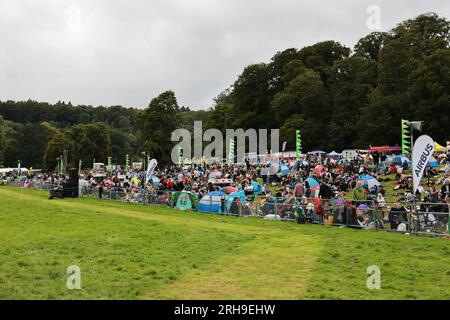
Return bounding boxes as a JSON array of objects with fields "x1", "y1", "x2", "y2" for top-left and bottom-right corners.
[
  {"x1": 3, "y1": 122, "x2": 53, "y2": 168},
  {"x1": 67, "y1": 123, "x2": 111, "y2": 166},
  {"x1": 138, "y1": 91, "x2": 180, "y2": 165},
  {"x1": 328, "y1": 56, "x2": 377, "y2": 150},
  {"x1": 279, "y1": 114, "x2": 325, "y2": 151},
  {"x1": 272, "y1": 69, "x2": 327, "y2": 118},
  {"x1": 354, "y1": 32, "x2": 386, "y2": 61},
  {"x1": 43, "y1": 132, "x2": 75, "y2": 170},
  {"x1": 179, "y1": 109, "x2": 209, "y2": 133},
  {"x1": 281, "y1": 60, "x2": 306, "y2": 85},
  {"x1": 358, "y1": 13, "x2": 450, "y2": 147},
  {"x1": 272, "y1": 69, "x2": 330, "y2": 150},
  {"x1": 109, "y1": 128, "x2": 138, "y2": 163},
  {"x1": 230, "y1": 63, "x2": 274, "y2": 129},
  {"x1": 357, "y1": 91, "x2": 406, "y2": 146},
  {"x1": 43, "y1": 123, "x2": 111, "y2": 170},
  {"x1": 0, "y1": 116, "x2": 10, "y2": 166},
  {"x1": 298, "y1": 40, "x2": 351, "y2": 83},
  {"x1": 204, "y1": 103, "x2": 234, "y2": 133},
  {"x1": 266, "y1": 48, "x2": 302, "y2": 92},
  {"x1": 408, "y1": 49, "x2": 450, "y2": 141},
  {"x1": 279, "y1": 115, "x2": 303, "y2": 152},
  {"x1": 0, "y1": 100, "x2": 137, "y2": 132}
]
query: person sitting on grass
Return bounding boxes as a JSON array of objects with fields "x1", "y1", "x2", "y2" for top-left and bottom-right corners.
[
  {"x1": 390, "y1": 164, "x2": 398, "y2": 176},
  {"x1": 367, "y1": 186, "x2": 378, "y2": 202},
  {"x1": 394, "y1": 174, "x2": 412, "y2": 190},
  {"x1": 395, "y1": 165, "x2": 403, "y2": 180}
]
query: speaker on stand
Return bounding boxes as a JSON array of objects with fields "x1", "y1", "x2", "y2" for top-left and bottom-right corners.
[{"x1": 63, "y1": 168, "x2": 79, "y2": 198}]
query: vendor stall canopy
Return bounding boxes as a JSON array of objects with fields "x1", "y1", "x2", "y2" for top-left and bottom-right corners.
[{"x1": 434, "y1": 142, "x2": 446, "y2": 153}]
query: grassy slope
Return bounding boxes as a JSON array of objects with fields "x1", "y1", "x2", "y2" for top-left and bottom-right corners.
[{"x1": 0, "y1": 187, "x2": 448, "y2": 300}]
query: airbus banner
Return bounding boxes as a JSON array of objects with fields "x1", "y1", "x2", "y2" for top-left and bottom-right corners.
[
  {"x1": 145, "y1": 159, "x2": 158, "y2": 185},
  {"x1": 412, "y1": 135, "x2": 435, "y2": 194}
]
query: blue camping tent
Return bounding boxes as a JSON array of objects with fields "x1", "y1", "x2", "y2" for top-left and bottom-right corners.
[
  {"x1": 279, "y1": 164, "x2": 291, "y2": 175},
  {"x1": 198, "y1": 191, "x2": 226, "y2": 213},
  {"x1": 150, "y1": 176, "x2": 160, "y2": 186},
  {"x1": 225, "y1": 190, "x2": 246, "y2": 211},
  {"x1": 358, "y1": 175, "x2": 380, "y2": 191},
  {"x1": 305, "y1": 177, "x2": 320, "y2": 189},
  {"x1": 392, "y1": 155, "x2": 410, "y2": 164},
  {"x1": 427, "y1": 156, "x2": 439, "y2": 168}
]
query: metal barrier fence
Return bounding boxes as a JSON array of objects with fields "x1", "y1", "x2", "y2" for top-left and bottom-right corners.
[
  {"x1": 4, "y1": 181, "x2": 449, "y2": 237},
  {"x1": 412, "y1": 202, "x2": 449, "y2": 235},
  {"x1": 76, "y1": 186, "x2": 449, "y2": 237}
]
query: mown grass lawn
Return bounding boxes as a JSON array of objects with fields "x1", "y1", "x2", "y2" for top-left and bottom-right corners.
[{"x1": 0, "y1": 187, "x2": 448, "y2": 300}]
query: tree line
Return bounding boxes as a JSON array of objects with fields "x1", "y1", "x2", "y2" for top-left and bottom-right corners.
[{"x1": 0, "y1": 13, "x2": 449, "y2": 169}]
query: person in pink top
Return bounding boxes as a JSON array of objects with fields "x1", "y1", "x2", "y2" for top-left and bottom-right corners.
[{"x1": 294, "y1": 181, "x2": 304, "y2": 199}]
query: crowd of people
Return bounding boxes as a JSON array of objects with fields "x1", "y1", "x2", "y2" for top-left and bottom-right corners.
[{"x1": 2, "y1": 148, "x2": 450, "y2": 234}]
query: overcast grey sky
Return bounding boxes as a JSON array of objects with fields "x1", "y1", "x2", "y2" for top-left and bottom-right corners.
[{"x1": 0, "y1": 0, "x2": 449, "y2": 110}]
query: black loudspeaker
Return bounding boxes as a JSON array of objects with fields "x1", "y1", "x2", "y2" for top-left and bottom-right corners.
[
  {"x1": 63, "y1": 168, "x2": 79, "y2": 198},
  {"x1": 69, "y1": 168, "x2": 78, "y2": 184}
]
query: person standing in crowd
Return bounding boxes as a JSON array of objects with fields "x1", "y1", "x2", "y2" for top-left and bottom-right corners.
[
  {"x1": 294, "y1": 180, "x2": 304, "y2": 200},
  {"x1": 372, "y1": 152, "x2": 379, "y2": 170},
  {"x1": 388, "y1": 202, "x2": 408, "y2": 231},
  {"x1": 352, "y1": 181, "x2": 366, "y2": 203},
  {"x1": 376, "y1": 193, "x2": 386, "y2": 208},
  {"x1": 441, "y1": 179, "x2": 450, "y2": 201},
  {"x1": 98, "y1": 184, "x2": 104, "y2": 199},
  {"x1": 402, "y1": 159, "x2": 409, "y2": 170},
  {"x1": 428, "y1": 182, "x2": 439, "y2": 203},
  {"x1": 319, "y1": 177, "x2": 333, "y2": 202},
  {"x1": 177, "y1": 171, "x2": 183, "y2": 191},
  {"x1": 319, "y1": 179, "x2": 334, "y2": 224}
]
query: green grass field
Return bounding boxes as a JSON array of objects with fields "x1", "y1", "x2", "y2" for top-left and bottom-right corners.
[{"x1": 0, "y1": 187, "x2": 449, "y2": 300}]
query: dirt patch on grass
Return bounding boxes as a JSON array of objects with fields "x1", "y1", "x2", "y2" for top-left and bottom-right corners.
[{"x1": 145, "y1": 233, "x2": 323, "y2": 299}]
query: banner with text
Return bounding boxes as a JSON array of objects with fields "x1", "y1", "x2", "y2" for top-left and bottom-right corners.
[{"x1": 412, "y1": 135, "x2": 435, "y2": 194}]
